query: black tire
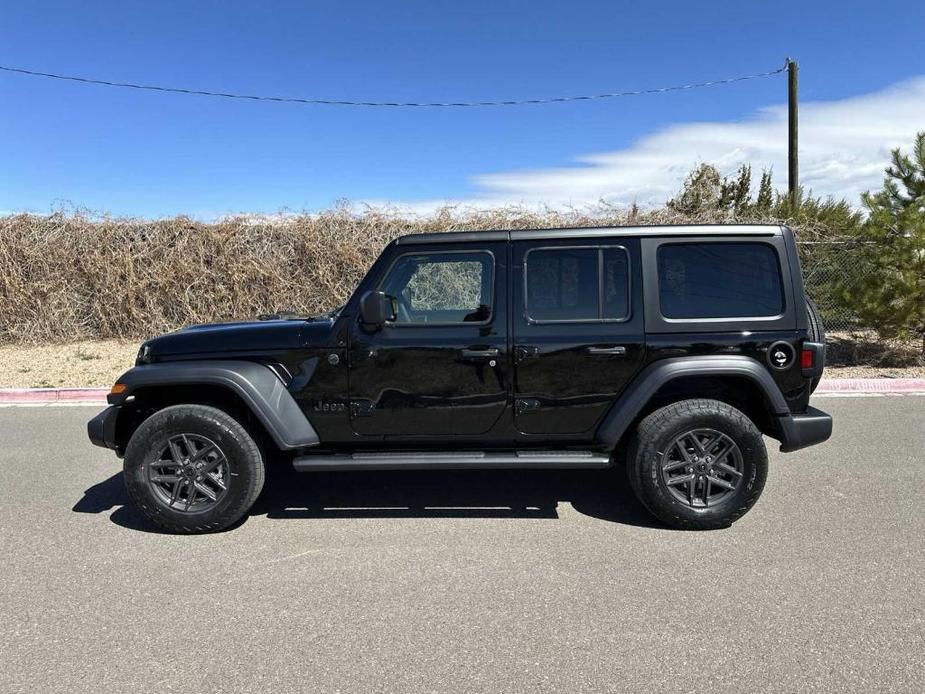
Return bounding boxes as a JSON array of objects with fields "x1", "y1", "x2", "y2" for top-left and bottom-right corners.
[
  {"x1": 627, "y1": 399, "x2": 768, "y2": 530},
  {"x1": 805, "y1": 297, "x2": 826, "y2": 393},
  {"x1": 124, "y1": 404, "x2": 265, "y2": 534}
]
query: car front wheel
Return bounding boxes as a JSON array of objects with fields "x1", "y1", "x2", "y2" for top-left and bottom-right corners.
[
  {"x1": 627, "y1": 398, "x2": 768, "y2": 530},
  {"x1": 123, "y1": 404, "x2": 265, "y2": 534}
]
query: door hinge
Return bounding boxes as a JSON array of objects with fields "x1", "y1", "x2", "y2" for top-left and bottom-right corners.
[
  {"x1": 349, "y1": 400, "x2": 374, "y2": 418},
  {"x1": 515, "y1": 398, "x2": 541, "y2": 415},
  {"x1": 514, "y1": 346, "x2": 539, "y2": 364}
]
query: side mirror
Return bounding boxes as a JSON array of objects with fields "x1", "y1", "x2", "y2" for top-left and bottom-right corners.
[{"x1": 359, "y1": 290, "x2": 396, "y2": 328}]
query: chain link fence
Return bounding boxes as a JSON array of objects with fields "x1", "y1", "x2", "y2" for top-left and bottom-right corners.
[{"x1": 798, "y1": 241, "x2": 874, "y2": 333}]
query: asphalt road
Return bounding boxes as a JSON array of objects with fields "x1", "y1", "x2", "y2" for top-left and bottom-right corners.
[{"x1": 1, "y1": 396, "x2": 923, "y2": 693}]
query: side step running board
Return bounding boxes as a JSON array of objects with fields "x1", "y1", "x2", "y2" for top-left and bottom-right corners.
[{"x1": 292, "y1": 450, "x2": 611, "y2": 471}]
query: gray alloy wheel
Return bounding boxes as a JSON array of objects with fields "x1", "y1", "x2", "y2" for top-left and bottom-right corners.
[
  {"x1": 627, "y1": 398, "x2": 768, "y2": 530},
  {"x1": 659, "y1": 428, "x2": 744, "y2": 509},
  {"x1": 145, "y1": 433, "x2": 231, "y2": 513},
  {"x1": 124, "y1": 404, "x2": 265, "y2": 534}
]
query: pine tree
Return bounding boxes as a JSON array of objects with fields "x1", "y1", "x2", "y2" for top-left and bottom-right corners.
[
  {"x1": 668, "y1": 164, "x2": 722, "y2": 214},
  {"x1": 844, "y1": 132, "x2": 925, "y2": 350},
  {"x1": 755, "y1": 170, "x2": 773, "y2": 214}
]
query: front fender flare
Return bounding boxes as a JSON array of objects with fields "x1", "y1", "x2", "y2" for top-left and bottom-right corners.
[
  {"x1": 108, "y1": 361, "x2": 319, "y2": 450},
  {"x1": 595, "y1": 356, "x2": 790, "y2": 449}
]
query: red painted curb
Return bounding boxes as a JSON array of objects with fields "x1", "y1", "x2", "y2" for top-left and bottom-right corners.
[
  {"x1": 813, "y1": 379, "x2": 925, "y2": 394},
  {"x1": 0, "y1": 388, "x2": 109, "y2": 404}
]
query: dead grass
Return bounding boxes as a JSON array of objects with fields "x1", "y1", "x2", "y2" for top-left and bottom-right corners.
[
  {"x1": 2, "y1": 205, "x2": 921, "y2": 375},
  {"x1": 0, "y1": 204, "x2": 808, "y2": 344},
  {"x1": 825, "y1": 331, "x2": 925, "y2": 369},
  {"x1": 824, "y1": 365, "x2": 925, "y2": 378}
]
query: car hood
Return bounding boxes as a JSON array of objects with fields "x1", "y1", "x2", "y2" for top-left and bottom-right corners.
[{"x1": 143, "y1": 317, "x2": 335, "y2": 359}]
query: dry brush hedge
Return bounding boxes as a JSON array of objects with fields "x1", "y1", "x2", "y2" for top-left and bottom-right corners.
[{"x1": 0, "y1": 205, "x2": 826, "y2": 344}]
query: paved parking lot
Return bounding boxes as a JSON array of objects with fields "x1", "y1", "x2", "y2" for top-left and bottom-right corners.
[{"x1": 1, "y1": 396, "x2": 923, "y2": 693}]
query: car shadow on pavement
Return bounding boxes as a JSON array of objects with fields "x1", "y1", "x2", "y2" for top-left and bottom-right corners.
[{"x1": 72, "y1": 464, "x2": 667, "y2": 533}]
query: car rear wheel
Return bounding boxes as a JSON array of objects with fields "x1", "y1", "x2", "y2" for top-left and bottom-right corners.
[
  {"x1": 123, "y1": 404, "x2": 265, "y2": 534},
  {"x1": 627, "y1": 399, "x2": 768, "y2": 530}
]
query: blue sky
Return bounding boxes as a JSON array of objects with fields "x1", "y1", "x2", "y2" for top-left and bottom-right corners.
[{"x1": 1, "y1": 0, "x2": 923, "y2": 218}]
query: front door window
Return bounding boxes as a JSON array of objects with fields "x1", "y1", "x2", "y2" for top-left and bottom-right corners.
[{"x1": 380, "y1": 252, "x2": 493, "y2": 325}]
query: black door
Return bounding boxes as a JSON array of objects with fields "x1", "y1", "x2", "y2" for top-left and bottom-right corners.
[
  {"x1": 512, "y1": 238, "x2": 645, "y2": 436},
  {"x1": 348, "y1": 242, "x2": 509, "y2": 437}
]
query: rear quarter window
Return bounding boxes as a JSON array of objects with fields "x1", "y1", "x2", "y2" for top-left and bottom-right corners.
[{"x1": 657, "y1": 242, "x2": 784, "y2": 319}]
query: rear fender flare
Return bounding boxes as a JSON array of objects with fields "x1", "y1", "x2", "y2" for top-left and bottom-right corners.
[
  {"x1": 109, "y1": 361, "x2": 319, "y2": 450},
  {"x1": 595, "y1": 356, "x2": 790, "y2": 449}
]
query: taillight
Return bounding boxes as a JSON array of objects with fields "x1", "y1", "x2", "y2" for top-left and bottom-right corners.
[{"x1": 801, "y1": 348, "x2": 814, "y2": 369}]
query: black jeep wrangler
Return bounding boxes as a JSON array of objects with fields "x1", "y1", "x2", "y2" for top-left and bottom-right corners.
[{"x1": 89, "y1": 224, "x2": 832, "y2": 533}]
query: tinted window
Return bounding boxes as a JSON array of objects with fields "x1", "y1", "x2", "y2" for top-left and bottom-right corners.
[
  {"x1": 381, "y1": 252, "x2": 492, "y2": 324},
  {"x1": 657, "y1": 243, "x2": 784, "y2": 319},
  {"x1": 526, "y1": 246, "x2": 630, "y2": 322}
]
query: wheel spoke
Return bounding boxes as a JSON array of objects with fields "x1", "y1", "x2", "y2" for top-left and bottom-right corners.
[
  {"x1": 666, "y1": 473, "x2": 695, "y2": 487},
  {"x1": 690, "y1": 433, "x2": 710, "y2": 455},
  {"x1": 206, "y1": 471, "x2": 227, "y2": 491},
  {"x1": 169, "y1": 479, "x2": 186, "y2": 507},
  {"x1": 191, "y1": 444, "x2": 217, "y2": 464},
  {"x1": 660, "y1": 428, "x2": 744, "y2": 509},
  {"x1": 663, "y1": 458, "x2": 689, "y2": 472},
  {"x1": 716, "y1": 462, "x2": 742, "y2": 478},
  {"x1": 708, "y1": 437, "x2": 735, "y2": 463},
  {"x1": 194, "y1": 481, "x2": 217, "y2": 501},
  {"x1": 706, "y1": 474, "x2": 736, "y2": 491},
  {"x1": 148, "y1": 433, "x2": 231, "y2": 513},
  {"x1": 675, "y1": 439, "x2": 694, "y2": 463},
  {"x1": 198, "y1": 453, "x2": 226, "y2": 475}
]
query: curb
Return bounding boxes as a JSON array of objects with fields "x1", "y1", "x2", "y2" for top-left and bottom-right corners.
[
  {"x1": 0, "y1": 388, "x2": 109, "y2": 404},
  {"x1": 813, "y1": 379, "x2": 925, "y2": 394},
  {"x1": 1, "y1": 379, "x2": 924, "y2": 404}
]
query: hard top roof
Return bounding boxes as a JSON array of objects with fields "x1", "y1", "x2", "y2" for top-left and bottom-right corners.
[{"x1": 394, "y1": 224, "x2": 785, "y2": 245}]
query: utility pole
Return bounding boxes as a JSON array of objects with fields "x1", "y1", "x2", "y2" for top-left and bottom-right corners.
[{"x1": 788, "y1": 59, "x2": 799, "y2": 208}]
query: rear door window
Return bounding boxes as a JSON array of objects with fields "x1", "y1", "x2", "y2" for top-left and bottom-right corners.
[
  {"x1": 525, "y1": 246, "x2": 630, "y2": 322},
  {"x1": 657, "y1": 243, "x2": 784, "y2": 319}
]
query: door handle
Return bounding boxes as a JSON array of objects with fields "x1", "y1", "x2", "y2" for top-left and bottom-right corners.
[
  {"x1": 460, "y1": 347, "x2": 500, "y2": 358},
  {"x1": 587, "y1": 346, "x2": 627, "y2": 356}
]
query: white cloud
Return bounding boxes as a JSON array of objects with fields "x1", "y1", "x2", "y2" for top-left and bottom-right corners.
[{"x1": 380, "y1": 77, "x2": 925, "y2": 212}]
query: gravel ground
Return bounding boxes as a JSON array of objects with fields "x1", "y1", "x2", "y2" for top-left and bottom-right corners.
[
  {"x1": 0, "y1": 340, "x2": 923, "y2": 388},
  {"x1": 824, "y1": 365, "x2": 925, "y2": 378},
  {"x1": 0, "y1": 396, "x2": 923, "y2": 693},
  {"x1": 0, "y1": 340, "x2": 137, "y2": 388}
]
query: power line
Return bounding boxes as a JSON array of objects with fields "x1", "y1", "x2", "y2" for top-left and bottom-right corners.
[{"x1": 0, "y1": 61, "x2": 788, "y2": 108}]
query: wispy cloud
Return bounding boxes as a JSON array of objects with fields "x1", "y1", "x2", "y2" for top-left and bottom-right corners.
[{"x1": 380, "y1": 77, "x2": 925, "y2": 212}]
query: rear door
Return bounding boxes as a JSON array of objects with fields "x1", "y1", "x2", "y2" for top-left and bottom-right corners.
[{"x1": 511, "y1": 237, "x2": 645, "y2": 436}]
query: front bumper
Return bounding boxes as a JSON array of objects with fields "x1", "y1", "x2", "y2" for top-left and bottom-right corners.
[
  {"x1": 87, "y1": 406, "x2": 120, "y2": 450},
  {"x1": 778, "y1": 405, "x2": 833, "y2": 452}
]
